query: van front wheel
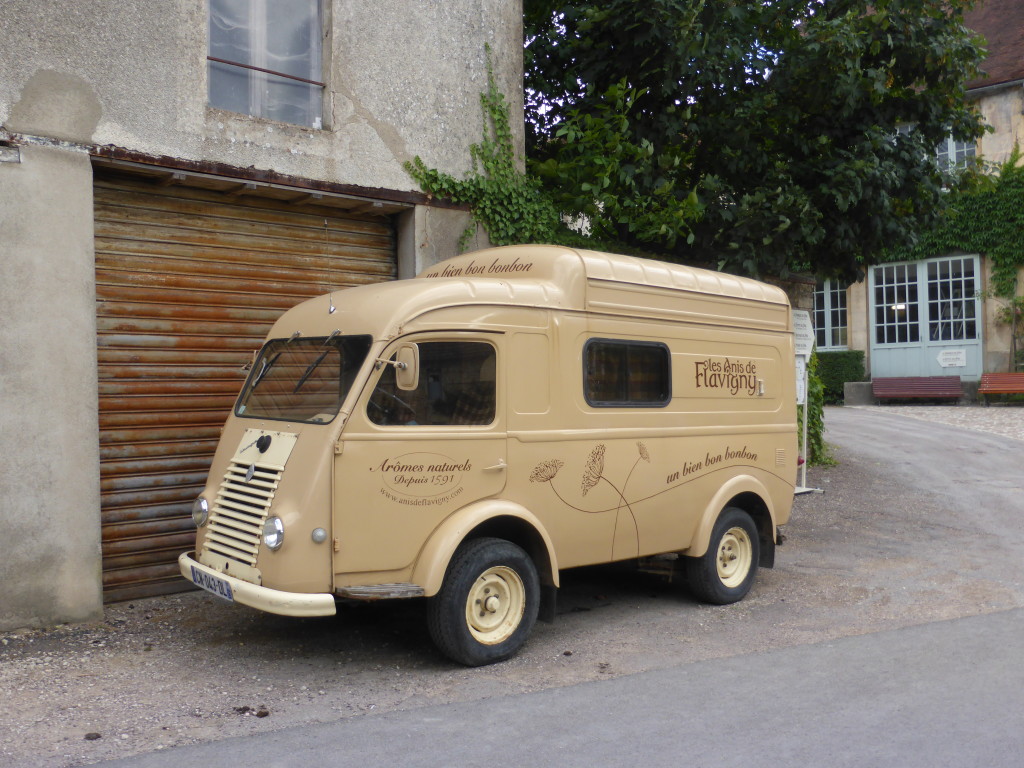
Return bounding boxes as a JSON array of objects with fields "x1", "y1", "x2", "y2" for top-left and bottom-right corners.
[
  {"x1": 685, "y1": 507, "x2": 759, "y2": 605},
  {"x1": 427, "y1": 537, "x2": 540, "y2": 666}
]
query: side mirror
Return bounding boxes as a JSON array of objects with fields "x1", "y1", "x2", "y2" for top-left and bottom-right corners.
[{"x1": 394, "y1": 343, "x2": 420, "y2": 391}]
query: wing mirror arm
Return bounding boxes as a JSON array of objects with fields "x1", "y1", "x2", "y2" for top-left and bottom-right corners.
[{"x1": 374, "y1": 343, "x2": 420, "y2": 391}]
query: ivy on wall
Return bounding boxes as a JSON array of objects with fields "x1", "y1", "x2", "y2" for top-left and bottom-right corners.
[
  {"x1": 883, "y1": 147, "x2": 1024, "y2": 298},
  {"x1": 404, "y1": 48, "x2": 563, "y2": 251}
]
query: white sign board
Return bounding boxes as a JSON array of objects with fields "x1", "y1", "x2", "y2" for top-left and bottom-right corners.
[
  {"x1": 792, "y1": 310, "x2": 814, "y2": 358},
  {"x1": 795, "y1": 355, "x2": 807, "y2": 405},
  {"x1": 936, "y1": 349, "x2": 967, "y2": 368}
]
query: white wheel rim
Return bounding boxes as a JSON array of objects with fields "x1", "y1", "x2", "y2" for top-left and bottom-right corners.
[
  {"x1": 716, "y1": 526, "x2": 753, "y2": 588},
  {"x1": 465, "y1": 566, "x2": 525, "y2": 645}
]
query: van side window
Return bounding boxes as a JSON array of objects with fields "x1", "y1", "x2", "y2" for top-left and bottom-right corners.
[
  {"x1": 369, "y1": 341, "x2": 496, "y2": 426},
  {"x1": 584, "y1": 339, "x2": 671, "y2": 407}
]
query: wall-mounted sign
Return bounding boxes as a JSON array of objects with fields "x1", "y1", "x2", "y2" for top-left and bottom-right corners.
[{"x1": 936, "y1": 349, "x2": 967, "y2": 368}]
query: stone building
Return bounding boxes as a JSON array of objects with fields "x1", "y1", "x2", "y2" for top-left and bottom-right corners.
[
  {"x1": 815, "y1": 0, "x2": 1024, "y2": 385},
  {"x1": 0, "y1": 0, "x2": 523, "y2": 630}
]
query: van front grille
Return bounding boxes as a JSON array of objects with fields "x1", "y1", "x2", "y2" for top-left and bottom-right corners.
[{"x1": 201, "y1": 460, "x2": 284, "y2": 568}]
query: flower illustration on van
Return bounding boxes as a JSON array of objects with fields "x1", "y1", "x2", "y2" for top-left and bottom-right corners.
[
  {"x1": 529, "y1": 459, "x2": 564, "y2": 483},
  {"x1": 531, "y1": 442, "x2": 651, "y2": 542},
  {"x1": 581, "y1": 445, "x2": 605, "y2": 496}
]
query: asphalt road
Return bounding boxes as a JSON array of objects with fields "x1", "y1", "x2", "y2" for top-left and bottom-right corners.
[
  {"x1": 87, "y1": 608, "x2": 1024, "y2": 768},
  {"x1": 78, "y1": 406, "x2": 1024, "y2": 768}
]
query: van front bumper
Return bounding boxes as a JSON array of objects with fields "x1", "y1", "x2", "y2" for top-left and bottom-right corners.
[{"x1": 178, "y1": 552, "x2": 337, "y2": 617}]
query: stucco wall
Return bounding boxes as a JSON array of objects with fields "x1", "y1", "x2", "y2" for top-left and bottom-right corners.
[
  {"x1": 981, "y1": 260, "x2": 1024, "y2": 374},
  {"x1": 847, "y1": 279, "x2": 871, "y2": 375},
  {"x1": 0, "y1": 144, "x2": 103, "y2": 629},
  {"x1": 397, "y1": 207, "x2": 490, "y2": 279},
  {"x1": 0, "y1": 0, "x2": 524, "y2": 189},
  {"x1": 977, "y1": 84, "x2": 1024, "y2": 166}
]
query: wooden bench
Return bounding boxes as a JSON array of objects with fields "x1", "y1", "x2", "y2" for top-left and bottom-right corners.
[
  {"x1": 978, "y1": 372, "x2": 1024, "y2": 405},
  {"x1": 872, "y1": 376, "x2": 963, "y2": 402}
]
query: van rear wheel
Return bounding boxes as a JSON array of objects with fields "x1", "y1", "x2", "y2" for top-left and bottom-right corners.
[
  {"x1": 685, "y1": 507, "x2": 759, "y2": 605},
  {"x1": 427, "y1": 537, "x2": 540, "y2": 666}
]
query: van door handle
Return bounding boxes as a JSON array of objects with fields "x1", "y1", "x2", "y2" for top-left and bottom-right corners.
[{"x1": 484, "y1": 459, "x2": 507, "y2": 472}]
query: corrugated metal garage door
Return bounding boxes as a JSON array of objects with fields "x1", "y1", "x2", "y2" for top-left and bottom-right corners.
[{"x1": 94, "y1": 166, "x2": 398, "y2": 602}]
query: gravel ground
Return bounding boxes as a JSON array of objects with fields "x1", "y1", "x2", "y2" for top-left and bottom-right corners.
[
  {"x1": 3, "y1": 404, "x2": 1022, "y2": 767},
  {"x1": 849, "y1": 403, "x2": 1024, "y2": 442}
]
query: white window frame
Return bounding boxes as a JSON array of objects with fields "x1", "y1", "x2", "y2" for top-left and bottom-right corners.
[
  {"x1": 871, "y1": 255, "x2": 980, "y2": 347},
  {"x1": 895, "y1": 125, "x2": 976, "y2": 176},
  {"x1": 813, "y1": 279, "x2": 848, "y2": 350},
  {"x1": 208, "y1": 0, "x2": 325, "y2": 129},
  {"x1": 936, "y1": 133, "x2": 976, "y2": 173},
  {"x1": 873, "y1": 263, "x2": 921, "y2": 346},
  {"x1": 925, "y1": 256, "x2": 980, "y2": 343}
]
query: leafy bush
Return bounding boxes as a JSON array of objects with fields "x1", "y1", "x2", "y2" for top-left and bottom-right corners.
[
  {"x1": 801, "y1": 351, "x2": 836, "y2": 466},
  {"x1": 817, "y1": 350, "x2": 866, "y2": 404}
]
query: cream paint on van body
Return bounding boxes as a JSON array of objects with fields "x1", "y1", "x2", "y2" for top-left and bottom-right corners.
[{"x1": 183, "y1": 245, "x2": 797, "y2": 612}]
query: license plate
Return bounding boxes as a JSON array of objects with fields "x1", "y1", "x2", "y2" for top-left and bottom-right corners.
[{"x1": 191, "y1": 565, "x2": 234, "y2": 602}]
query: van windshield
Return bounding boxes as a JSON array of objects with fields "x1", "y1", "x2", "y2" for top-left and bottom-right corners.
[{"x1": 235, "y1": 335, "x2": 373, "y2": 424}]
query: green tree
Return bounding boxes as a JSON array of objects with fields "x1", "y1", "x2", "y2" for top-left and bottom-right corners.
[{"x1": 525, "y1": 0, "x2": 987, "y2": 280}]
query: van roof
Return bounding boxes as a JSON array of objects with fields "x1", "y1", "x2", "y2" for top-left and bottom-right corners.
[
  {"x1": 268, "y1": 245, "x2": 791, "y2": 340},
  {"x1": 417, "y1": 245, "x2": 788, "y2": 306}
]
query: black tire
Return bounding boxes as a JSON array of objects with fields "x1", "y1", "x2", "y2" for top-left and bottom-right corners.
[
  {"x1": 684, "y1": 506, "x2": 759, "y2": 605},
  {"x1": 427, "y1": 537, "x2": 540, "y2": 666}
]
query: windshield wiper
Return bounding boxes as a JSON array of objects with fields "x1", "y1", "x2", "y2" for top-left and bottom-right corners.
[
  {"x1": 293, "y1": 330, "x2": 340, "y2": 394},
  {"x1": 252, "y1": 351, "x2": 282, "y2": 388},
  {"x1": 250, "y1": 332, "x2": 302, "y2": 389}
]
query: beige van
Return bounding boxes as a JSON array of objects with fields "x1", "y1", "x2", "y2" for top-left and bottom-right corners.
[{"x1": 180, "y1": 245, "x2": 798, "y2": 665}]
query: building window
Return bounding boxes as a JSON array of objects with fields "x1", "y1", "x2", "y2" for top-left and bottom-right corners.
[
  {"x1": 208, "y1": 0, "x2": 324, "y2": 129},
  {"x1": 813, "y1": 280, "x2": 848, "y2": 350},
  {"x1": 872, "y1": 256, "x2": 980, "y2": 346},
  {"x1": 936, "y1": 134, "x2": 976, "y2": 172},
  {"x1": 584, "y1": 339, "x2": 671, "y2": 407},
  {"x1": 874, "y1": 264, "x2": 920, "y2": 345},
  {"x1": 897, "y1": 126, "x2": 976, "y2": 176},
  {"x1": 927, "y1": 257, "x2": 977, "y2": 341}
]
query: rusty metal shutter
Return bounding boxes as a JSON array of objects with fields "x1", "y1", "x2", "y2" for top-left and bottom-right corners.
[{"x1": 94, "y1": 167, "x2": 397, "y2": 602}]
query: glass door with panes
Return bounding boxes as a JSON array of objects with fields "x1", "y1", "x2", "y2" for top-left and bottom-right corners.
[{"x1": 868, "y1": 256, "x2": 982, "y2": 380}]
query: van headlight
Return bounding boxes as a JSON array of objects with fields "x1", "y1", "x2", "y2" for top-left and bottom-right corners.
[
  {"x1": 263, "y1": 516, "x2": 285, "y2": 551},
  {"x1": 192, "y1": 497, "x2": 209, "y2": 527}
]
